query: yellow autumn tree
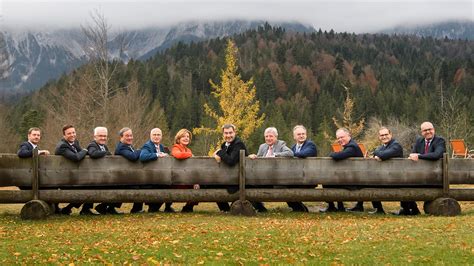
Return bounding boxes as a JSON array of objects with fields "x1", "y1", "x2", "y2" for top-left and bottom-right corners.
[{"x1": 194, "y1": 39, "x2": 265, "y2": 155}]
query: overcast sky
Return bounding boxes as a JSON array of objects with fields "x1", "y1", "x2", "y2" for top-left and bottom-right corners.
[{"x1": 1, "y1": 0, "x2": 473, "y2": 33}]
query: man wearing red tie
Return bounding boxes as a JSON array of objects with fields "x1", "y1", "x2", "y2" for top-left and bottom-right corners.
[{"x1": 403, "y1": 121, "x2": 446, "y2": 215}]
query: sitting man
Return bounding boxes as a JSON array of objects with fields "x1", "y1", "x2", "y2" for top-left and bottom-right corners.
[
  {"x1": 371, "y1": 126, "x2": 404, "y2": 214},
  {"x1": 139, "y1": 128, "x2": 174, "y2": 213},
  {"x1": 87, "y1": 126, "x2": 122, "y2": 215},
  {"x1": 402, "y1": 121, "x2": 446, "y2": 215},
  {"x1": 322, "y1": 128, "x2": 364, "y2": 213},
  {"x1": 114, "y1": 127, "x2": 143, "y2": 213},
  {"x1": 249, "y1": 127, "x2": 294, "y2": 212},
  {"x1": 55, "y1": 124, "x2": 95, "y2": 215}
]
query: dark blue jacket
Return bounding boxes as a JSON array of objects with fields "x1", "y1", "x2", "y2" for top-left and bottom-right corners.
[
  {"x1": 55, "y1": 139, "x2": 87, "y2": 162},
  {"x1": 17, "y1": 141, "x2": 34, "y2": 158},
  {"x1": 114, "y1": 142, "x2": 141, "y2": 161},
  {"x1": 216, "y1": 137, "x2": 248, "y2": 166},
  {"x1": 329, "y1": 139, "x2": 363, "y2": 161},
  {"x1": 139, "y1": 140, "x2": 166, "y2": 162},
  {"x1": 412, "y1": 135, "x2": 446, "y2": 161},
  {"x1": 373, "y1": 139, "x2": 404, "y2": 160},
  {"x1": 87, "y1": 140, "x2": 111, "y2": 159},
  {"x1": 291, "y1": 140, "x2": 317, "y2": 158}
]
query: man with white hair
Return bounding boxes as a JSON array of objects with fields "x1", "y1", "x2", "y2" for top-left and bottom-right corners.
[
  {"x1": 87, "y1": 127, "x2": 122, "y2": 215},
  {"x1": 249, "y1": 127, "x2": 294, "y2": 212}
]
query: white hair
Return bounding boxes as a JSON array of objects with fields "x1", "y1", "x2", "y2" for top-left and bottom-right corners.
[
  {"x1": 293, "y1": 125, "x2": 307, "y2": 133},
  {"x1": 94, "y1": 127, "x2": 108, "y2": 135},
  {"x1": 264, "y1": 127, "x2": 278, "y2": 137}
]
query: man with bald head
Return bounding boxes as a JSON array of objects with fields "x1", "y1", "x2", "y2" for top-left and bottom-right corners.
[
  {"x1": 139, "y1": 128, "x2": 174, "y2": 213},
  {"x1": 396, "y1": 122, "x2": 446, "y2": 215}
]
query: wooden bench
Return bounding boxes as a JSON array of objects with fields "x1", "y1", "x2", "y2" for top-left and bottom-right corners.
[{"x1": 0, "y1": 151, "x2": 472, "y2": 219}]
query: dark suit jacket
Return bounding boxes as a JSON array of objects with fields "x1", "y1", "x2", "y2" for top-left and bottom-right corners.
[
  {"x1": 55, "y1": 139, "x2": 87, "y2": 162},
  {"x1": 139, "y1": 140, "x2": 166, "y2": 162},
  {"x1": 216, "y1": 137, "x2": 248, "y2": 166},
  {"x1": 114, "y1": 142, "x2": 141, "y2": 161},
  {"x1": 412, "y1": 135, "x2": 446, "y2": 160},
  {"x1": 87, "y1": 140, "x2": 111, "y2": 159},
  {"x1": 17, "y1": 141, "x2": 35, "y2": 158},
  {"x1": 291, "y1": 140, "x2": 317, "y2": 158},
  {"x1": 329, "y1": 139, "x2": 363, "y2": 161},
  {"x1": 373, "y1": 139, "x2": 404, "y2": 160}
]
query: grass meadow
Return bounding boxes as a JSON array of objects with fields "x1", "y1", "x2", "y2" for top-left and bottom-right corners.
[{"x1": 1, "y1": 200, "x2": 473, "y2": 264}]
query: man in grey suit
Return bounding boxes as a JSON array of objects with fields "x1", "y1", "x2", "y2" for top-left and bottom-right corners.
[{"x1": 249, "y1": 127, "x2": 294, "y2": 212}]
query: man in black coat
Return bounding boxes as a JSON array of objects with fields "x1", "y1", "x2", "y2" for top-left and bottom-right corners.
[
  {"x1": 371, "y1": 127, "x2": 404, "y2": 214},
  {"x1": 87, "y1": 127, "x2": 122, "y2": 215},
  {"x1": 321, "y1": 128, "x2": 364, "y2": 213},
  {"x1": 213, "y1": 124, "x2": 248, "y2": 212},
  {"x1": 114, "y1": 127, "x2": 143, "y2": 213},
  {"x1": 55, "y1": 124, "x2": 94, "y2": 215},
  {"x1": 17, "y1": 127, "x2": 50, "y2": 158},
  {"x1": 399, "y1": 121, "x2": 446, "y2": 215}
]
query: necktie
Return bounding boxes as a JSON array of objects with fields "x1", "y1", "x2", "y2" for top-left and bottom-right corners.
[
  {"x1": 100, "y1": 145, "x2": 105, "y2": 152},
  {"x1": 424, "y1": 140, "x2": 430, "y2": 154},
  {"x1": 296, "y1": 145, "x2": 301, "y2": 153},
  {"x1": 266, "y1": 146, "x2": 273, "y2": 157},
  {"x1": 130, "y1": 146, "x2": 134, "y2": 152},
  {"x1": 71, "y1": 144, "x2": 77, "y2": 153}
]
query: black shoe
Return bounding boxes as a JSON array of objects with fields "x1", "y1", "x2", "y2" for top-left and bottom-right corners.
[
  {"x1": 410, "y1": 208, "x2": 421, "y2": 215},
  {"x1": 80, "y1": 209, "x2": 99, "y2": 215},
  {"x1": 337, "y1": 202, "x2": 346, "y2": 212},
  {"x1": 391, "y1": 208, "x2": 411, "y2": 216},
  {"x1": 130, "y1": 208, "x2": 144, "y2": 214},
  {"x1": 292, "y1": 205, "x2": 309, "y2": 212},
  {"x1": 148, "y1": 206, "x2": 160, "y2": 213},
  {"x1": 107, "y1": 207, "x2": 122, "y2": 214},
  {"x1": 60, "y1": 207, "x2": 72, "y2": 215},
  {"x1": 319, "y1": 206, "x2": 337, "y2": 213},
  {"x1": 181, "y1": 205, "x2": 194, "y2": 213},
  {"x1": 346, "y1": 206, "x2": 364, "y2": 212},
  {"x1": 164, "y1": 207, "x2": 176, "y2": 213},
  {"x1": 217, "y1": 202, "x2": 230, "y2": 212},
  {"x1": 368, "y1": 208, "x2": 385, "y2": 215},
  {"x1": 256, "y1": 207, "x2": 268, "y2": 213},
  {"x1": 95, "y1": 203, "x2": 108, "y2": 215}
]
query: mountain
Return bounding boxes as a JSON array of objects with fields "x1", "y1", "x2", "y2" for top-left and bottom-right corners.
[
  {"x1": 0, "y1": 20, "x2": 314, "y2": 98},
  {"x1": 380, "y1": 20, "x2": 474, "y2": 40}
]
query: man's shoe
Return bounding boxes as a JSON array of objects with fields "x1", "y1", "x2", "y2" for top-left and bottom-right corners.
[
  {"x1": 107, "y1": 207, "x2": 122, "y2": 214},
  {"x1": 148, "y1": 206, "x2": 160, "y2": 213},
  {"x1": 292, "y1": 205, "x2": 309, "y2": 212},
  {"x1": 60, "y1": 207, "x2": 72, "y2": 215},
  {"x1": 391, "y1": 208, "x2": 411, "y2": 216},
  {"x1": 346, "y1": 206, "x2": 364, "y2": 212},
  {"x1": 95, "y1": 203, "x2": 108, "y2": 215},
  {"x1": 164, "y1": 207, "x2": 176, "y2": 213},
  {"x1": 410, "y1": 208, "x2": 421, "y2": 215},
  {"x1": 79, "y1": 209, "x2": 99, "y2": 215},
  {"x1": 130, "y1": 208, "x2": 144, "y2": 214},
  {"x1": 337, "y1": 202, "x2": 346, "y2": 212},
  {"x1": 181, "y1": 205, "x2": 194, "y2": 213},
  {"x1": 368, "y1": 208, "x2": 385, "y2": 215},
  {"x1": 256, "y1": 207, "x2": 268, "y2": 213}
]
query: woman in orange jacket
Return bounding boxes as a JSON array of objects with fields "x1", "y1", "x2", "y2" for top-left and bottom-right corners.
[{"x1": 171, "y1": 129, "x2": 199, "y2": 212}]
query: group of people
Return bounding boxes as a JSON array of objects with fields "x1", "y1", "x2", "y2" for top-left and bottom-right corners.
[{"x1": 17, "y1": 121, "x2": 445, "y2": 216}]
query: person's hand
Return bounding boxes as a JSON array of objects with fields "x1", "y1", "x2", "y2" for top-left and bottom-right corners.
[
  {"x1": 158, "y1": 152, "x2": 168, "y2": 158},
  {"x1": 249, "y1": 154, "x2": 257, "y2": 159},
  {"x1": 193, "y1": 184, "x2": 200, "y2": 189},
  {"x1": 374, "y1": 155, "x2": 381, "y2": 161},
  {"x1": 408, "y1": 153, "x2": 419, "y2": 161},
  {"x1": 213, "y1": 149, "x2": 220, "y2": 156},
  {"x1": 39, "y1": 150, "x2": 50, "y2": 155},
  {"x1": 214, "y1": 154, "x2": 221, "y2": 163}
]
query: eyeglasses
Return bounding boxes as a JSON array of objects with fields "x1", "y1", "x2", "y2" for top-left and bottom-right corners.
[{"x1": 422, "y1": 128, "x2": 433, "y2": 132}]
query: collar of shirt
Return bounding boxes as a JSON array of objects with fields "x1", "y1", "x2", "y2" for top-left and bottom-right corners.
[{"x1": 28, "y1": 141, "x2": 37, "y2": 149}]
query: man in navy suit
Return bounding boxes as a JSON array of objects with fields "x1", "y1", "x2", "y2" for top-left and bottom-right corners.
[
  {"x1": 288, "y1": 125, "x2": 317, "y2": 212},
  {"x1": 55, "y1": 124, "x2": 93, "y2": 215},
  {"x1": 17, "y1": 127, "x2": 50, "y2": 158},
  {"x1": 321, "y1": 128, "x2": 364, "y2": 213},
  {"x1": 139, "y1": 128, "x2": 174, "y2": 213},
  {"x1": 400, "y1": 121, "x2": 446, "y2": 215},
  {"x1": 371, "y1": 127, "x2": 404, "y2": 214},
  {"x1": 114, "y1": 127, "x2": 144, "y2": 213}
]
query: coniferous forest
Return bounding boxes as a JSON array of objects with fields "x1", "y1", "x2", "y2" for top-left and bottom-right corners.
[{"x1": 3, "y1": 24, "x2": 473, "y2": 155}]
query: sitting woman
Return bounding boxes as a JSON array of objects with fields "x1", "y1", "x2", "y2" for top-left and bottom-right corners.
[{"x1": 171, "y1": 129, "x2": 199, "y2": 212}]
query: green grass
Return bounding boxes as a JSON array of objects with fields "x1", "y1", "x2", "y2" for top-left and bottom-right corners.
[{"x1": 1, "y1": 202, "x2": 473, "y2": 264}]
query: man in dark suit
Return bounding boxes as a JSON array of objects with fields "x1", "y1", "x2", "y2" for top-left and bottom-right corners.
[
  {"x1": 139, "y1": 128, "x2": 174, "y2": 213},
  {"x1": 114, "y1": 127, "x2": 143, "y2": 213},
  {"x1": 399, "y1": 121, "x2": 446, "y2": 215},
  {"x1": 213, "y1": 124, "x2": 248, "y2": 212},
  {"x1": 321, "y1": 128, "x2": 364, "y2": 213},
  {"x1": 371, "y1": 127, "x2": 404, "y2": 214},
  {"x1": 288, "y1": 125, "x2": 318, "y2": 212},
  {"x1": 17, "y1": 127, "x2": 50, "y2": 158},
  {"x1": 55, "y1": 124, "x2": 94, "y2": 215},
  {"x1": 87, "y1": 127, "x2": 122, "y2": 215}
]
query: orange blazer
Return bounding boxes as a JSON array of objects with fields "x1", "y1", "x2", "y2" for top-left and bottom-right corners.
[{"x1": 171, "y1": 144, "x2": 193, "y2": 159}]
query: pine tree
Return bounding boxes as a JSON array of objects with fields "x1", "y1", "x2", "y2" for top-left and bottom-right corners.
[{"x1": 193, "y1": 39, "x2": 265, "y2": 155}]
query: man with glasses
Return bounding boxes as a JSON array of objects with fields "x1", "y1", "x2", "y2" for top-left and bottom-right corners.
[
  {"x1": 401, "y1": 121, "x2": 446, "y2": 215},
  {"x1": 372, "y1": 127, "x2": 404, "y2": 214}
]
